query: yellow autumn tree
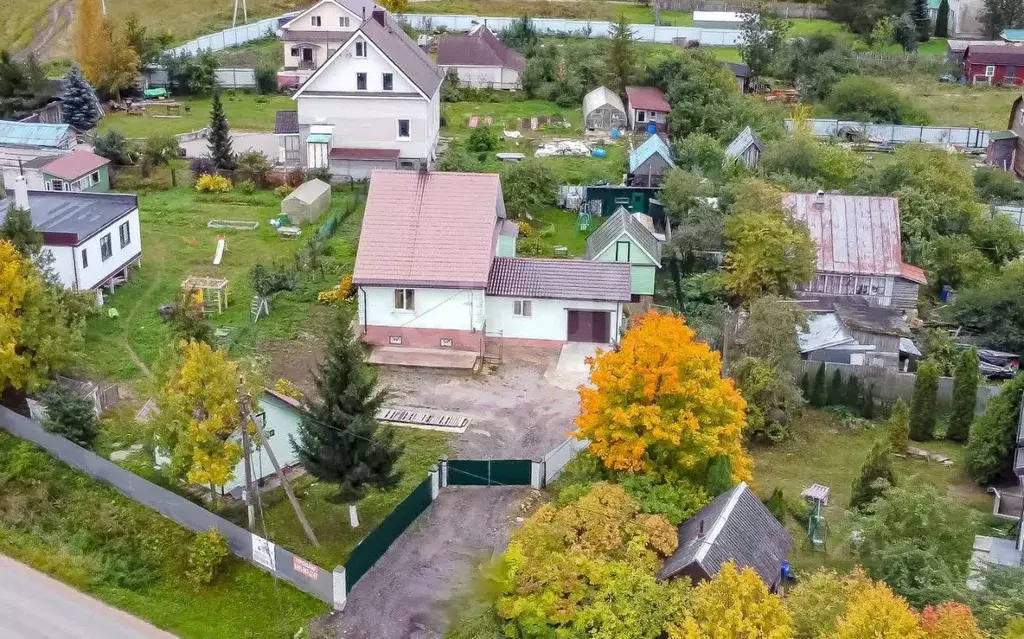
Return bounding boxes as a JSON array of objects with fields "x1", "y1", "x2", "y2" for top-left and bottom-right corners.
[
  {"x1": 75, "y1": 0, "x2": 109, "y2": 86},
  {"x1": 574, "y1": 311, "x2": 752, "y2": 484},
  {"x1": 156, "y1": 340, "x2": 259, "y2": 499},
  {"x1": 917, "y1": 602, "x2": 987, "y2": 639},
  {"x1": 668, "y1": 562, "x2": 794, "y2": 639},
  {"x1": 831, "y1": 580, "x2": 923, "y2": 639},
  {"x1": 786, "y1": 568, "x2": 873, "y2": 639}
]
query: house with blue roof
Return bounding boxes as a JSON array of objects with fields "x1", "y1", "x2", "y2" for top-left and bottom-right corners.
[
  {"x1": 628, "y1": 134, "x2": 674, "y2": 187},
  {"x1": 0, "y1": 121, "x2": 76, "y2": 150}
]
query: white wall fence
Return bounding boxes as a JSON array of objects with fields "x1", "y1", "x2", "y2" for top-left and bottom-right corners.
[
  {"x1": 785, "y1": 118, "x2": 993, "y2": 149},
  {"x1": 167, "y1": 18, "x2": 279, "y2": 56},
  {"x1": 403, "y1": 13, "x2": 743, "y2": 45},
  {"x1": 142, "y1": 67, "x2": 257, "y2": 89}
]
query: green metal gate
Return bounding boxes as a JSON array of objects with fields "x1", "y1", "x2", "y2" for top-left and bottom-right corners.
[{"x1": 448, "y1": 459, "x2": 533, "y2": 486}]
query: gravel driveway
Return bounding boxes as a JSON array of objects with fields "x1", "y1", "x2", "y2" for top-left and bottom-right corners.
[{"x1": 332, "y1": 348, "x2": 582, "y2": 638}]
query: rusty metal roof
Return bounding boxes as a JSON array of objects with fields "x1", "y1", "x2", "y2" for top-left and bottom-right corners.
[{"x1": 785, "y1": 193, "x2": 905, "y2": 278}]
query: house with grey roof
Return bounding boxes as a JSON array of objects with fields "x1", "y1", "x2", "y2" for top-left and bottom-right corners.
[
  {"x1": 725, "y1": 126, "x2": 764, "y2": 170},
  {"x1": 659, "y1": 482, "x2": 793, "y2": 590},
  {"x1": 437, "y1": 25, "x2": 525, "y2": 90},
  {"x1": 585, "y1": 207, "x2": 662, "y2": 298},
  {"x1": 353, "y1": 170, "x2": 630, "y2": 363},
  {"x1": 283, "y1": 8, "x2": 444, "y2": 179},
  {"x1": 0, "y1": 175, "x2": 141, "y2": 293},
  {"x1": 628, "y1": 134, "x2": 675, "y2": 187},
  {"x1": 276, "y1": 0, "x2": 383, "y2": 87}
]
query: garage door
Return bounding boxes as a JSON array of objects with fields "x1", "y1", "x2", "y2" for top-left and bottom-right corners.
[{"x1": 567, "y1": 310, "x2": 610, "y2": 343}]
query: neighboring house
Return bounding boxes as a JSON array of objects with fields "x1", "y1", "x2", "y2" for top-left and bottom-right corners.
[
  {"x1": 437, "y1": 25, "x2": 525, "y2": 90},
  {"x1": 0, "y1": 121, "x2": 78, "y2": 183},
  {"x1": 352, "y1": 170, "x2": 631, "y2": 356},
  {"x1": 285, "y1": 9, "x2": 444, "y2": 179},
  {"x1": 276, "y1": 0, "x2": 382, "y2": 87},
  {"x1": 18, "y1": 100, "x2": 63, "y2": 125},
  {"x1": 785, "y1": 192, "x2": 927, "y2": 311},
  {"x1": 584, "y1": 207, "x2": 662, "y2": 298},
  {"x1": 625, "y1": 86, "x2": 671, "y2": 133},
  {"x1": 724, "y1": 126, "x2": 764, "y2": 169},
  {"x1": 583, "y1": 86, "x2": 627, "y2": 132},
  {"x1": 797, "y1": 294, "x2": 913, "y2": 369},
  {"x1": 37, "y1": 150, "x2": 110, "y2": 193},
  {"x1": 659, "y1": 482, "x2": 793, "y2": 590},
  {"x1": 946, "y1": 39, "x2": 1003, "y2": 62},
  {"x1": 962, "y1": 45, "x2": 1024, "y2": 84},
  {"x1": 726, "y1": 62, "x2": 751, "y2": 93},
  {"x1": 0, "y1": 176, "x2": 141, "y2": 292},
  {"x1": 988, "y1": 95, "x2": 1024, "y2": 177},
  {"x1": 627, "y1": 134, "x2": 675, "y2": 188}
]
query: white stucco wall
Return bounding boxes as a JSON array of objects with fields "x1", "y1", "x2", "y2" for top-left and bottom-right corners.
[
  {"x1": 282, "y1": 0, "x2": 361, "y2": 68},
  {"x1": 358, "y1": 286, "x2": 486, "y2": 331},
  {"x1": 484, "y1": 296, "x2": 621, "y2": 343},
  {"x1": 53, "y1": 209, "x2": 142, "y2": 291}
]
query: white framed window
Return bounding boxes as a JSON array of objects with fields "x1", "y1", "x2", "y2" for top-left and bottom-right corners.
[
  {"x1": 985, "y1": 65, "x2": 996, "y2": 77},
  {"x1": 382, "y1": 73, "x2": 393, "y2": 91},
  {"x1": 355, "y1": 41, "x2": 367, "y2": 57},
  {"x1": 339, "y1": 16, "x2": 350, "y2": 27},
  {"x1": 394, "y1": 288, "x2": 415, "y2": 310},
  {"x1": 90, "y1": 171, "x2": 99, "y2": 184},
  {"x1": 356, "y1": 72, "x2": 367, "y2": 90},
  {"x1": 100, "y1": 233, "x2": 112, "y2": 261},
  {"x1": 290, "y1": 46, "x2": 299, "y2": 56},
  {"x1": 636, "y1": 110, "x2": 646, "y2": 122},
  {"x1": 311, "y1": 15, "x2": 322, "y2": 26},
  {"x1": 513, "y1": 300, "x2": 532, "y2": 317},
  {"x1": 119, "y1": 221, "x2": 131, "y2": 248},
  {"x1": 397, "y1": 119, "x2": 410, "y2": 139},
  {"x1": 51, "y1": 178, "x2": 64, "y2": 191}
]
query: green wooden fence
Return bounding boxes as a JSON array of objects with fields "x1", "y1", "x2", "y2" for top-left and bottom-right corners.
[{"x1": 447, "y1": 459, "x2": 533, "y2": 486}]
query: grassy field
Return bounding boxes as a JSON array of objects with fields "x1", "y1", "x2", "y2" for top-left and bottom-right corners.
[
  {"x1": 215, "y1": 36, "x2": 286, "y2": 69},
  {"x1": 97, "y1": 93, "x2": 292, "y2": 138},
  {"x1": 751, "y1": 409, "x2": 998, "y2": 573},
  {"x1": 78, "y1": 183, "x2": 362, "y2": 381},
  {"x1": 891, "y1": 77, "x2": 1016, "y2": 130},
  {"x1": 0, "y1": 432, "x2": 327, "y2": 639}
]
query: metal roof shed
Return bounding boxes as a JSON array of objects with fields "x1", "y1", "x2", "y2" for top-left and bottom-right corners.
[
  {"x1": 0, "y1": 121, "x2": 75, "y2": 149},
  {"x1": 583, "y1": 86, "x2": 627, "y2": 132},
  {"x1": 282, "y1": 178, "x2": 332, "y2": 223}
]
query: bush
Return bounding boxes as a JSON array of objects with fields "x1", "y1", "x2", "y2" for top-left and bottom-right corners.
[
  {"x1": 862, "y1": 383, "x2": 876, "y2": 419},
  {"x1": 974, "y1": 166, "x2": 1024, "y2": 203},
  {"x1": 844, "y1": 373, "x2": 861, "y2": 409},
  {"x1": 827, "y1": 368, "x2": 845, "y2": 406},
  {"x1": 185, "y1": 528, "x2": 229, "y2": 586},
  {"x1": 705, "y1": 455, "x2": 733, "y2": 495},
  {"x1": 235, "y1": 150, "x2": 271, "y2": 186},
  {"x1": 304, "y1": 167, "x2": 332, "y2": 183},
  {"x1": 142, "y1": 134, "x2": 180, "y2": 167},
  {"x1": 93, "y1": 129, "x2": 136, "y2": 166},
  {"x1": 909, "y1": 360, "x2": 940, "y2": 441},
  {"x1": 850, "y1": 438, "x2": 896, "y2": 509},
  {"x1": 764, "y1": 487, "x2": 787, "y2": 524},
  {"x1": 273, "y1": 378, "x2": 304, "y2": 401},
  {"x1": 618, "y1": 474, "x2": 710, "y2": 525},
  {"x1": 501, "y1": 159, "x2": 556, "y2": 219},
  {"x1": 467, "y1": 125, "x2": 498, "y2": 153},
  {"x1": 190, "y1": 156, "x2": 217, "y2": 179},
  {"x1": 894, "y1": 14, "x2": 919, "y2": 52},
  {"x1": 317, "y1": 275, "x2": 354, "y2": 305},
  {"x1": 967, "y1": 372, "x2": 1024, "y2": 484},
  {"x1": 39, "y1": 385, "x2": 99, "y2": 449},
  {"x1": 887, "y1": 398, "x2": 910, "y2": 453},
  {"x1": 249, "y1": 262, "x2": 298, "y2": 297},
  {"x1": 948, "y1": 348, "x2": 979, "y2": 442},
  {"x1": 254, "y1": 65, "x2": 277, "y2": 94},
  {"x1": 811, "y1": 363, "x2": 827, "y2": 407},
  {"x1": 441, "y1": 67, "x2": 462, "y2": 102},
  {"x1": 237, "y1": 180, "x2": 255, "y2": 194},
  {"x1": 169, "y1": 288, "x2": 213, "y2": 344},
  {"x1": 274, "y1": 184, "x2": 294, "y2": 198},
  {"x1": 825, "y1": 75, "x2": 928, "y2": 125},
  {"x1": 195, "y1": 174, "x2": 232, "y2": 193}
]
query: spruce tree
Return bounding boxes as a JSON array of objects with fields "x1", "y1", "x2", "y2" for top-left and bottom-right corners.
[
  {"x1": 911, "y1": 0, "x2": 932, "y2": 41},
  {"x1": 887, "y1": 398, "x2": 911, "y2": 453},
  {"x1": 811, "y1": 363, "x2": 827, "y2": 407},
  {"x1": 290, "y1": 311, "x2": 402, "y2": 526},
  {"x1": 828, "y1": 369, "x2": 844, "y2": 407},
  {"x1": 705, "y1": 455, "x2": 733, "y2": 495},
  {"x1": 603, "y1": 13, "x2": 639, "y2": 95},
  {"x1": 207, "y1": 92, "x2": 236, "y2": 171},
  {"x1": 60, "y1": 64, "x2": 102, "y2": 131},
  {"x1": 850, "y1": 438, "x2": 896, "y2": 509},
  {"x1": 844, "y1": 373, "x2": 861, "y2": 410},
  {"x1": 947, "y1": 348, "x2": 979, "y2": 442},
  {"x1": 40, "y1": 384, "x2": 99, "y2": 449},
  {"x1": 935, "y1": 0, "x2": 949, "y2": 37},
  {"x1": 862, "y1": 383, "x2": 876, "y2": 419},
  {"x1": 765, "y1": 487, "x2": 787, "y2": 524},
  {"x1": 909, "y1": 360, "x2": 940, "y2": 441}
]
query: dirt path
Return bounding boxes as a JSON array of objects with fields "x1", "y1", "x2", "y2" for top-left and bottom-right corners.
[{"x1": 20, "y1": 0, "x2": 74, "y2": 61}]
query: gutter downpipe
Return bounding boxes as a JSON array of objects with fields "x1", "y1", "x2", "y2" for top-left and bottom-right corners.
[{"x1": 360, "y1": 287, "x2": 368, "y2": 336}]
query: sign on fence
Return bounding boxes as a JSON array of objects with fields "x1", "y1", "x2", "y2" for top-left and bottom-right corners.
[{"x1": 252, "y1": 535, "x2": 276, "y2": 570}]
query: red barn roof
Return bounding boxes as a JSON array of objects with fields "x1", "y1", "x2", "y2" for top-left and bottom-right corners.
[
  {"x1": 39, "y1": 150, "x2": 109, "y2": 180},
  {"x1": 964, "y1": 44, "x2": 1024, "y2": 65},
  {"x1": 625, "y1": 86, "x2": 671, "y2": 113}
]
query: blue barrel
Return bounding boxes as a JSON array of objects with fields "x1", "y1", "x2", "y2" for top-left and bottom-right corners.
[
  {"x1": 610, "y1": 127, "x2": 620, "y2": 139},
  {"x1": 591, "y1": 148, "x2": 607, "y2": 158},
  {"x1": 647, "y1": 121, "x2": 657, "y2": 135}
]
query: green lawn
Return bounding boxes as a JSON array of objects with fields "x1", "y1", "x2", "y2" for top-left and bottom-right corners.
[
  {"x1": 444, "y1": 99, "x2": 583, "y2": 136},
  {"x1": 78, "y1": 184, "x2": 363, "y2": 382},
  {"x1": 98, "y1": 93, "x2": 293, "y2": 138},
  {"x1": 891, "y1": 76, "x2": 1016, "y2": 130},
  {"x1": 0, "y1": 432, "x2": 327, "y2": 639},
  {"x1": 221, "y1": 429, "x2": 452, "y2": 569},
  {"x1": 751, "y1": 409, "x2": 996, "y2": 573},
  {"x1": 215, "y1": 36, "x2": 285, "y2": 69},
  {"x1": 518, "y1": 206, "x2": 605, "y2": 258}
]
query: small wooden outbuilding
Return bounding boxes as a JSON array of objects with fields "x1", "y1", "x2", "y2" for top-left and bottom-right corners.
[
  {"x1": 282, "y1": 178, "x2": 331, "y2": 224},
  {"x1": 583, "y1": 86, "x2": 627, "y2": 132},
  {"x1": 725, "y1": 126, "x2": 765, "y2": 170}
]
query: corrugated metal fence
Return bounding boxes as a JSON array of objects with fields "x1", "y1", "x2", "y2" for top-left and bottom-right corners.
[
  {"x1": 142, "y1": 67, "x2": 257, "y2": 89},
  {"x1": 167, "y1": 18, "x2": 279, "y2": 55},
  {"x1": 785, "y1": 118, "x2": 993, "y2": 149}
]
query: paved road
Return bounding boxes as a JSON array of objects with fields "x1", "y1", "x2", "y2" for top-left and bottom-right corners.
[{"x1": 0, "y1": 554, "x2": 176, "y2": 639}]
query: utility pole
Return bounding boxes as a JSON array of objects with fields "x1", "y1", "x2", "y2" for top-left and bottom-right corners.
[
  {"x1": 238, "y1": 392, "x2": 256, "y2": 530},
  {"x1": 240, "y1": 391, "x2": 319, "y2": 547}
]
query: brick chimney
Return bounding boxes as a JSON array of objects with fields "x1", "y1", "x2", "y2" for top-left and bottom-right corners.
[{"x1": 371, "y1": 8, "x2": 386, "y2": 26}]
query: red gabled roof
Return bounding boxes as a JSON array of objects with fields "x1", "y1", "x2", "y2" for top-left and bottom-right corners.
[
  {"x1": 964, "y1": 44, "x2": 1024, "y2": 65},
  {"x1": 39, "y1": 150, "x2": 109, "y2": 180},
  {"x1": 437, "y1": 26, "x2": 526, "y2": 71},
  {"x1": 625, "y1": 86, "x2": 671, "y2": 113},
  {"x1": 353, "y1": 170, "x2": 503, "y2": 288}
]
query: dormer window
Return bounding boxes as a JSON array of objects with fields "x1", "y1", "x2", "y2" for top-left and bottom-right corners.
[
  {"x1": 311, "y1": 15, "x2": 321, "y2": 26},
  {"x1": 340, "y1": 16, "x2": 350, "y2": 27},
  {"x1": 355, "y1": 41, "x2": 367, "y2": 58}
]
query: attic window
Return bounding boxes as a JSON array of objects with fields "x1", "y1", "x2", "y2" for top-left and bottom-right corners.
[
  {"x1": 382, "y1": 73, "x2": 393, "y2": 91},
  {"x1": 355, "y1": 41, "x2": 367, "y2": 57},
  {"x1": 339, "y1": 16, "x2": 350, "y2": 27},
  {"x1": 311, "y1": 15, "x2": 322, "y2": 26}
]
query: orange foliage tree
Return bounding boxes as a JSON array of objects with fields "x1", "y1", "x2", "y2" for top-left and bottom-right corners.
[
  {"x1": 918, "y1": 603, "x2": 987, "y2": 639},
  {"x1": 574, "y1": 311, "x2": 752, "y2": 484}
]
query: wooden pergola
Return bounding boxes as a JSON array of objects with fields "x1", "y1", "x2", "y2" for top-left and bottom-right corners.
[{"x1": 182, "y1": 276, "x2": 229, "y2": 314}]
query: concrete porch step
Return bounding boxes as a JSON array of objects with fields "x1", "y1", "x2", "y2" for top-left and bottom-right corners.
[{"x1": 366, "y1": 346, "x2": 479, "y2": 370}]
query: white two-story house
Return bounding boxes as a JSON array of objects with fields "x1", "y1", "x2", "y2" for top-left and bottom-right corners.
[
  {"x1": 277, "y1": 9, "x2": 443, "y2": 179},
  {"x1": 0, "y1": 175, "x2": 142, "y2": 294},
  {"x1": 277, "y1": 0, "x2": 381, "y2": 87}
]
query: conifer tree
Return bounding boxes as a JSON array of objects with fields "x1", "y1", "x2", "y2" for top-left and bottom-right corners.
[
  {"x1": 910, "y1": 360, "x2": 940, "y2": 441},
  {"x1": 887, "y1": 398, "x2": 910, "y2": 453},
  {"x1": 844, "y1": 373, "x2": 861, "y2": 410},
  {"x1": 850, "y1": 438, "x2": 896, "y2": 509},
  {"x1": 935, "y1": 0, "x2": 949, "y2": 37},
  {"x1": 706, "y1": 455, "x2": 734, "y2": 496},
  {"x1": 862, "y1": 383, "x2": 876, "y2": 419},
  {"x1": 947, "y1": 348, "x2": 979, "y2": 443},
  {"x1": 61, "y1": 65, "x2": 102, "y2": 131},
  {"x1": 828, "y1": 369, "x2": 844, "y2": 406},
  {"x1": 207, "y1": 92, "x2": 236, "y2": 171},
  {"x1": 800, "y1": 371, "x2": 810, "y2": 398},
  {"x1": 603, "y1": 13, "x2": 639, "y2": 95},
  {"x1": 911, "y1": 0, "x2": 932, "y2": 41},
  {"x1": 290, "y1": 311, "x2": 403, "y2": 526},
  {"x1": 811, "y1": 363, "x2": 827, "y2": 407}
]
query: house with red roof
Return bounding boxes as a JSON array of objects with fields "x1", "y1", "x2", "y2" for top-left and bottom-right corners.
[
  {"x1": 352, "y1": 170, "x2": 631, "y2": 359},
  {"x1": 625, "y1": 86, "x2": 671, "y2": 133},
  {"x1": 962, "y1": 44, "x2": 1024, "y2": 85},
  {"x1": 785, "y1": 192, "x2": 927, "y2": 312},
  {"x1": 437, "y1": 25, "x2": 525, "y2": 90}
]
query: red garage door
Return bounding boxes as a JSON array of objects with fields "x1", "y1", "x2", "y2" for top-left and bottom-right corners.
[{"x1": 567, "y1": 310, "x2": 610, "y2": 343}]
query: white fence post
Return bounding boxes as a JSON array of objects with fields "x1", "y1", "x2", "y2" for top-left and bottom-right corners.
[
  {"x1": 332, "y1": 567, "x2": 347, "y2": 611},
  {"x1": 531, "y1": 460, "x2": 543, "y2": 489},
  {"x1": 429, "y1": 466, "x2": 440, "y2": 499}
]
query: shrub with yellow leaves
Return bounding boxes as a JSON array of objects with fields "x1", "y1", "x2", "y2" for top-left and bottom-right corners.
[
  {"x1": 273, "y1": 378, "x2": 304, "y2": 402},
  {"x1": 317, "y1": 275, "x2": 354, "y2": 305},
  {"x1": 195, "y1": 174, "x2": 232, "y2": 193}
]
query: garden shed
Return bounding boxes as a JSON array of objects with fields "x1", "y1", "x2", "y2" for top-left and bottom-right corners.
[
  {"x1": 583, "y1": 86, "x2": 627, "y2": 132},
  {"x1": 725, "y1": 126, "x2": 765, "y2": 170},
  {"x1": 628, "y1": 134, "x2": 675, "y2": 187},
  {"x1": 282, "y1": 178, "x2": 331, "y2": 224}
]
